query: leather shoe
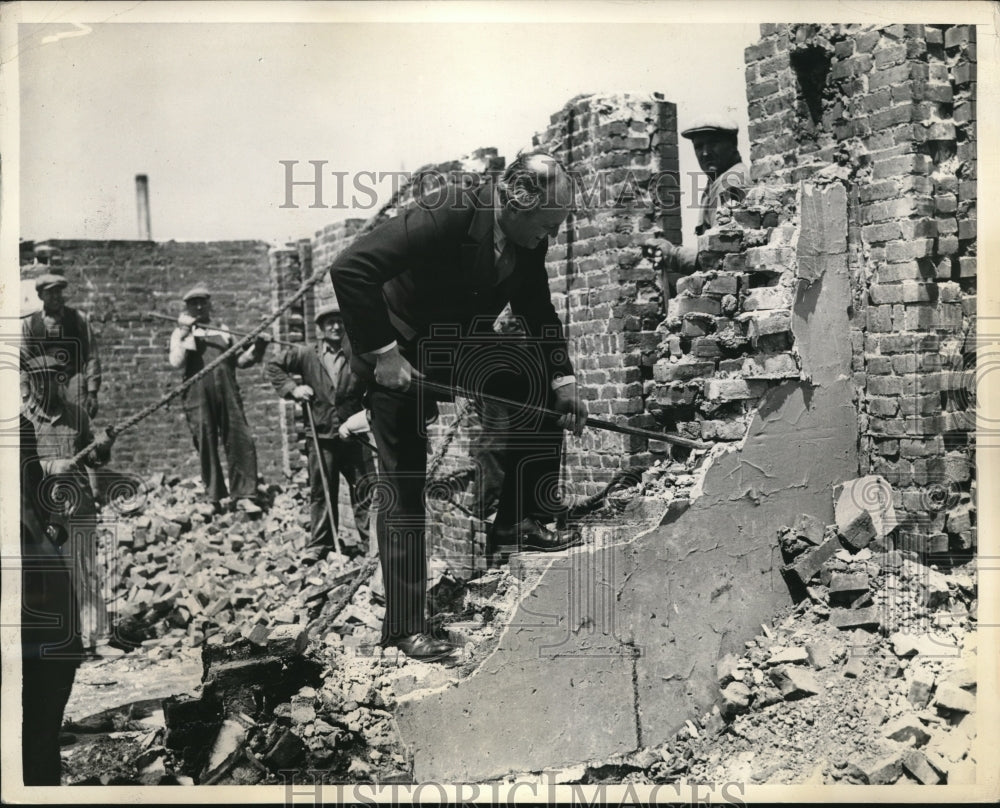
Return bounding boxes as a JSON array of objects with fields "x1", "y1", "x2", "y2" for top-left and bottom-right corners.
[
  {"x1": 490, "y1": 516, "x2": 583, "y2": 553},
  {"x1": 392, "y1": 633, "x2": 456, "y2": 662}
]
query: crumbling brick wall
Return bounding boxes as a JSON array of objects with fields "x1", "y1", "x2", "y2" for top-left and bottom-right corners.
[
  {"x1": 18, "y1": 239, "x2": 288, "y2": 485},
  {"x1": 744, "y1": 23, "x2": 977, "y2": 554},
  {"x1": 535, "y1": 93, "x2": 682, "y2": 497}
]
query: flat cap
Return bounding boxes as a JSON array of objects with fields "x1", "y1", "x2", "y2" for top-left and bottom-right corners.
[
  {"x1": 314, "y1": 303, "x2": 342, "y2": 323},
  {"x1": 182, "y1": 284, "x2": 211, "y2": 302},
  {"x1": 681, "y1": 115, "x2": 740, "y2": 139},
  {"x1": 35, "y1": 273, "x2": 68, "y2": 292},
  {"x1": 23, "y1": 354, "x2": 63, "y2": 374}
]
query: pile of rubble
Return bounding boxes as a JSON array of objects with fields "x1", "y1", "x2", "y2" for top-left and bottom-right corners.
[
  {"x1": 64, "y1": 475, "x2": 537, "y2": 784},
  {"x1": 66, "y1": 472, "x2": 977, "y2": 787}
]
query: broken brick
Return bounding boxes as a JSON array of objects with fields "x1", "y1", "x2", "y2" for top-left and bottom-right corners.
[
  {"x1": 769, "y1": 665, "x2": 823, "y2": 700},
  {"x1": 829, "y1": 572, "x2": 869, "y2": 604},
  {"x1": 902, "y1": 749, "x2": 943, "y2": 784},
  {"x1": 908, "y1": 668, "x2": 936, "y2": 708},
  {"x1": 933, "y1": 682, "x2": 975, "y2": 713},
  {"x1": 829, "y1": 607, "x2": 881, "y2": 630},
  {"x1": 263, "y1": 729, "x2": 306, "y2": 770},
  {"x1": 882, "y1": 715, "x2": 931, "y2": 746},
  {"x1": 782, "y1": 539, "x2": 841, "y2": 590},
  {"x1": 861, "y1": 751, "x2": 904, "y2": 784},
  {"x1": 843, "y1": 656, "x2": 865, "y2": 678},
  {"x1": 720, "y1": 681, "x2": 752, "y2": 718}
]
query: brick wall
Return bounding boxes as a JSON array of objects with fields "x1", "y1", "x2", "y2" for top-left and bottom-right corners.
[
  {"x1": 744, "y1": 23, "x2": 977, "y2": 554},
  {"x1": 534, "y1": 93, "x2": 682, "y2": 499},
  {"x1": 19, "y1": 239, "x2": 287, "y2": 488}
]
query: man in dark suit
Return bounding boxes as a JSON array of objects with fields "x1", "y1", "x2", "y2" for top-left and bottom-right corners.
[
  {"x1": 330, "y1": 150, "x2": 588, "y2": 660},
  {"x1": 267, "y1": 303, "x2": 375, "y2": 561}
]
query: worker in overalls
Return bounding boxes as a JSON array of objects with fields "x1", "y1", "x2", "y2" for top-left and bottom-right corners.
[{"x1": 168, "y1": 285, "x2": 268, "y2": 510}]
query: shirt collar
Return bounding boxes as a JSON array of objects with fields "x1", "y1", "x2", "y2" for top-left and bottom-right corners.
[{"x1": 24, "y1": 398, "x2": 64, "y2": 425}]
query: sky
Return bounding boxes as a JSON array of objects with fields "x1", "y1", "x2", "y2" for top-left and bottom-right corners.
[{"x1": 13, "y1": 14, "x2": 758, "y2": 245}]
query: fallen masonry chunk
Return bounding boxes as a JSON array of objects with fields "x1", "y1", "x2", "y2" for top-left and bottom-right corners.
[
  {"x1": 769, "y1": 665, "x2": 823, "y2": 700},
  {"x1": 834, "y1": 476, "x2": 897, "y2": 550},
  {"x1": 805, "y1": 641, "x2": 833, "y2": 670},
  {"x1": 862, "y1": 750, "x2": 904, "y2": 785},
  {"x1": 927, "y1": 725, "x2": 972, "y2": 763},
  {"x1": 902, "y1": 750, "x2": 943, "y2": 784},
  {"x1": 891, "y1": 632, "x2": 921, "y2": 657},
  {"x1": 908, "y1": 668, "x2": 936, "y2": 708},
  {"x1": 792, "y1": 513, "x2": 825, "y2": 545},
  {"x1": 266, "y1": 624, "x2": 310, "y2": 657},
  {"x1": 716, "y1": 652, "x2": 739, "y2": 686},
  {"x1": 838, "y1": 508, "x2": 875, "y2": 550},
  {"x1": 766, "y1": 646, "x2": 810, "y2": 666},
  {"x1": 829, "y1": 607, "x2": 881, "y2": 630},
  {"x1": 262, "y1": 729, "x2": 305, "y2": 770},
  {"x1": 829, "y1": 572, "x2": 869, "y2": 604},
  {"x1": 917, "y1": 568, "x2": 950, "y2": 609},
  {"x1": 720, "y1": 681, "x2": 752, "y2": 718},
  {"x1": 781, "y1": 539, "x2": 841, "y2": 591},
  {"x1": 933, "y1": 682, "x2": 976, "y2": 714},
  {"x1": 882, "y1": 715, "x2": 931, "y2": 747},
  {"x1": 843, "y1": 657, "x2": 865, "y2": 678}
]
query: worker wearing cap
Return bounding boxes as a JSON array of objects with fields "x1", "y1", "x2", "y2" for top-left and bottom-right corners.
[
  {"x1": 646, "y1": 116, "x2": 749, "y2": 292},
  {"x1": 22, "y1": 354, "x2": 115, "y2": 653},
  {"x1": 22, "y1": 273, "x2": 103, "y2": 418},
  {"x1": 169, "y1": 285, "x2": 268, "y2": 509},
  {"x1": 266, "y1": 303, "x2": 375, "y2": 562}
]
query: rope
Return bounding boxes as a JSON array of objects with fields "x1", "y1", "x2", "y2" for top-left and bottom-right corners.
[{"x1": 68, "y1": 178, "x2": 415, "y2": 467}]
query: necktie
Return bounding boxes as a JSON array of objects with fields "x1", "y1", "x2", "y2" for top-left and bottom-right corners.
[{"x1": 494, "y1": 239, "x2": 516, "y2": 285}]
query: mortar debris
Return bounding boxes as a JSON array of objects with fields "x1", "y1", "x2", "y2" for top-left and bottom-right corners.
[
  {"x1": 61, "y1": 475, "x2": 977, "y2": 787},
  {"x1": 61, "y1": 473, "x2": 540, "y2": 785}
]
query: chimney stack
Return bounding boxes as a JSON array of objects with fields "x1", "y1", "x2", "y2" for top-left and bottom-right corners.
[{"x1": 135, "y1": 174, "x2": 152, "y2": 240}]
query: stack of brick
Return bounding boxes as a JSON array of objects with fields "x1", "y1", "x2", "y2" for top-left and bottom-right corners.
[
  {"x1": 18, "y1": 239, "x2": 287, "y2": 483},
  {"x1": 744, "y1": 23, "x2": 976, "y2": 555},
  {"x1": 648, "y1": 184, "x2": 803, "y2": 454},
  {"x1": 533, "y1": 92, "x2": 682, "y2": 495}
]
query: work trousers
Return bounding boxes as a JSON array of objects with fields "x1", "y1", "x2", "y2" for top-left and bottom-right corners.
[
  {"x1": 183, "y1": 376, "x2": 259, "y2": 503},
  {"x1": 22, "y1": 656, "x2": 79, "y2": 785},
  {"x1": 367, "y1": 341, "x2": 564, "y2": 643},
  {"x1": 307, "y1": 436, "x2": 375, "y2": 555}
]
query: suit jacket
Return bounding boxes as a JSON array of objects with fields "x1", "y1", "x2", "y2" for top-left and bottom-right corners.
[
  {"x1": 329, "y1": 178, "x2": 573, "y2": 384},
  {"x1": 266, "y1": 341, "x2": 366, "y2": 438}
]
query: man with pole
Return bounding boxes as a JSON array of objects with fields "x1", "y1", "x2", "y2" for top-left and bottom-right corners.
[
  {"x1": 267, "y1": 303, "x2": 375, "y2": 563},
  {"x1": 168, "y1": 285, "x2": 268, "y2": 511},
  {"x1": 330, "y1": 150, "x2": 588, "y2": 660}
]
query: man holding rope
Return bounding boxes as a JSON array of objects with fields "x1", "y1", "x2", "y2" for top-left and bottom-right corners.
[
  {"x1": 169, "y1": 285, "x2": 269, "y2": 511},
  {"x1": 330, "y1": 150, "x2": 588, "y2": 661},
  {"x1": 266, "y1": 303, "x2": 375, "y2": 563}
]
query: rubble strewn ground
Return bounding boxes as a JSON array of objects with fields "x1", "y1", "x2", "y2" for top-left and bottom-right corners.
[
  {"x1": 60, "y1": 473, "x2": 977, "y2": 787},
  {"x1": 61, "y1": 473, "x2": 545, "y2": 785}
]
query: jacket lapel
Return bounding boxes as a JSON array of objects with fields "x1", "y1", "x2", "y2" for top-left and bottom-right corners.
[{"x1": 460, "y1": 180, "x2": 498, "y2": 289}]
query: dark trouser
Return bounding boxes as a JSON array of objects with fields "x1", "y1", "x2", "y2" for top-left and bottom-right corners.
[
  {"x1": 367, "y1": 342, "x2": 564, "y2": 644},
  {"x1": 22, "y1": 656, "x2": 79, "y2": 786},
  {"x1": 307, "y1": 436, "x2": 375, "y2": 554},
  {"x1": 184, "y1": 385, "x2": 259, "y2": 503}
]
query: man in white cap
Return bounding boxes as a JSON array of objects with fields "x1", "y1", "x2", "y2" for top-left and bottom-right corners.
[
  {"x1": 22, "y1": 273, "x2": 103, "y2": 418},
  {"x1": 169, "y1": 285, "x2": 268, "y2": 510},
  {"x1": 266, "y1": 302, "x2": 375, "y2": 562},
  {"x1": 646, "y1": 115, "x2": 749, "y2": 292}
]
